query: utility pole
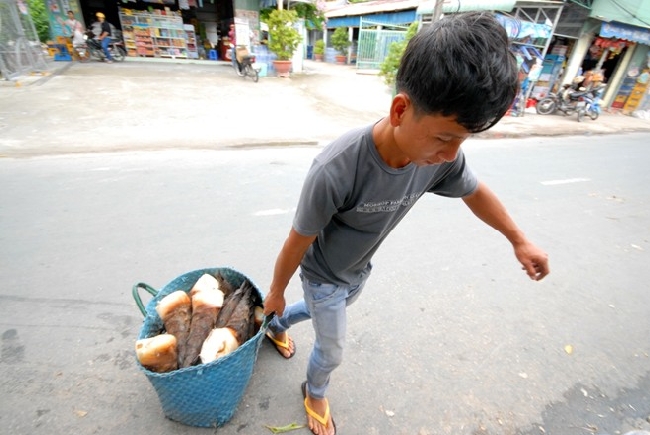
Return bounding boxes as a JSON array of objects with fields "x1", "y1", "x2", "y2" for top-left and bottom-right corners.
[{"x1": 431, "y1": 0, "x2": 444, "y2": 23}]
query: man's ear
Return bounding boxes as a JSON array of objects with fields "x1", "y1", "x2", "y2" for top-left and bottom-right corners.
[{"x1": 389, "y1": 93, "x2": 410, "y2": 127}]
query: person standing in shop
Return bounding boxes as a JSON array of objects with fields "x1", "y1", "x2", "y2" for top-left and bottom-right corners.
[
  {"x1": 95, "y1": 12, "x2": 115, "y2": 64},
  {"x1": 58, "y1": 10, "x2": 85, "y2": 48},
  {"x1": 228, "y1": 23, "x2": 239, "y2": 74}
]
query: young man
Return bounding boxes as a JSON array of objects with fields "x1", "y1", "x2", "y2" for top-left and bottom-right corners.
[
  {"x1": 95, "y1": 12, "x2": 114, "y2": 63},
  {"x1": 263, "y1": 12, "x2": 550, "y2": 435}
]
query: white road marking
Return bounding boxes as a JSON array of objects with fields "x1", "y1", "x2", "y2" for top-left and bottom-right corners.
[{"x1": 541, "y1": 178, "x2": 591, "y2": 185}]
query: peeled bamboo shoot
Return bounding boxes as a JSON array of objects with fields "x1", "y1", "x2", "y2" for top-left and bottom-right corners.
[
  {"x1": 200, "y1": 327, "x2": 240, "y2": 363},
  {"x1": 156, "y1": 290, "x2": 192, "y2": 366},
  {"x1": 135, "y1": 334, "x2": 178, "y2": 373},
  {"x1": 180, "y1": 288, "x2": 225, "y2": 367}
]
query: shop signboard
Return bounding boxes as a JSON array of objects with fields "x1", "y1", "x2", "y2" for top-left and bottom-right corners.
[
  {"x1": 600, "y1": 22, "x2": 650, "y2": 46},
  {"x1": 46, "y1": 0, "x2": 84, "y2": 39}
]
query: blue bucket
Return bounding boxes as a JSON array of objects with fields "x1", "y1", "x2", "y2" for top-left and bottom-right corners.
[{"x1": 132, "y1": 267, "x2": 268, "y2": 428}]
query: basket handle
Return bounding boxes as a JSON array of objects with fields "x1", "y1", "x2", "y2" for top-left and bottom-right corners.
[
  {"x1": 132, "y1": 282, "x2": 158, "y2": 316},
  {"x1": 261, "y1": 313, "x2": 275, "y2": 330}
]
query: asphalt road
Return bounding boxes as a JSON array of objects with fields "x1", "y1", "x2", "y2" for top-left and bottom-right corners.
[{"x1": 1, "y1": 133, "x2": 649, "y2": 435}]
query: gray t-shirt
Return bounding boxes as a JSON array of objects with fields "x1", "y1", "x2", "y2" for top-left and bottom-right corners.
[{"x1": 293, "y1": 124, "x2": 478, "y2": 286}]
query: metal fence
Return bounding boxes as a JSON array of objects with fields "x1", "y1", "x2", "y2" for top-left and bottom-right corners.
[
  {"x1": 356, "y1": 18, "x2": 408, "y2": 71},
  {"x1": 0, "y1": 0, "x2": 48, "y2": 80}
]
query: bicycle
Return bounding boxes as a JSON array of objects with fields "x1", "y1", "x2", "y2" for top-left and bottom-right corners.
[{"x1": 234, "y1": 45, "x2": 259, "y2": 83}]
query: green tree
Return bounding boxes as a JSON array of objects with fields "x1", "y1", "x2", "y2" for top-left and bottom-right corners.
[
  {"x1": 313, "y1": 39, "x2": 325, "y2": 56},
  {"x1": 266, "y1": 9, "x2": 302, "y2": 60},
  {"x1": 292, "y1": 3, "x2": 325, "y2": 30},
  {"x1": 330, "y1": 27, "x2": 350, "y2": 55},
  {"x1": 379, "y1": 21, "x2": 418, "y2": 87},
  {"x1": 28, "y1": 0, "x2": 50, "y2": 42},
  {"x1": 260, "y1": 3, "x2": 325, "y2": 31}
]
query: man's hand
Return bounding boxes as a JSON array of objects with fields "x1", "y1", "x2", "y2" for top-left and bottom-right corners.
[
  {"x1": 513, "y1": 241, "x2": 549, "y2": 281},
  {"x1": 263, "y1": 290, "x2": 286, "y2": 318}
]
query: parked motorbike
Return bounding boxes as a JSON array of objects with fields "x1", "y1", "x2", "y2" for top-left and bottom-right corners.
[
  {"x1": 577, "y1": 84, "x2": 606, "y2": 122},
  {"x1": 233, "y1": 45, "x2": 259, "y2": 82},
  {"x1": 536, "y1": 77, "x2": 587, "y2": 116},
  {"x1": 74, "y1": 30, "x2": 126, "y2": 63}
]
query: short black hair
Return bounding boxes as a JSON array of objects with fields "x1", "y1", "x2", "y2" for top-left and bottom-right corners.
[{"x1": 395, "y1": 12, "x2": 518, "y2": 133}]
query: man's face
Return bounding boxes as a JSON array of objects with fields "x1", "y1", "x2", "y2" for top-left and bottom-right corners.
[
  {"x1": 68, "y1": 12, "x2": 74, "y2": 19},
  {"x1": 390, "y1": 94, "x2": 470, "y2": 167}
]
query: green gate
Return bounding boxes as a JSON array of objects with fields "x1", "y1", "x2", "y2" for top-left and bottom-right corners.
[{"x1": 356, "y1": 18, "x2": 408, "y2": 71}]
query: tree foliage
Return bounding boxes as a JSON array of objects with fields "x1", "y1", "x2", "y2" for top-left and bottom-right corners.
[
  {"x1": 378, "y1": 21, "x2": 419, "y2": 87},
  {"x1": 28, "y1": 0, "x2": 50, "y2": 42},
  {"x1": 260, "y1": 3, "x2": 325, "y2": 30}
]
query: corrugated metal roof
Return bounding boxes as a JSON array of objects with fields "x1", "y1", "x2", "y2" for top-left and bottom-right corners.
[
  {"x1": 417, "y1": 0, "x2": 516, "y2": 15},
  {"x1": 327, "y1": 9, "x2": 416, "y2": 27},
  {"x1": 325, "y1": 0, "x2": 420, "y2": 18}
]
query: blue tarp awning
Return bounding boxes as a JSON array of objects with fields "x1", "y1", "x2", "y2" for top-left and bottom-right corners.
[
  {"x1": 495, "y1": 13, "x2": 553, "y2": 40},
  {"x1": 600, "y1": 21, "x2": 650, "y2": 45}
]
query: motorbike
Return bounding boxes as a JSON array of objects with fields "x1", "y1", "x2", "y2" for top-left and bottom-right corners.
[
  {"x1": 536, "y1": 77, "x2": 588, "y2": 116},
  {"x1": 576, "y1": 84, "x2": 606, "y2": 122},
  {"x1": 233, "y1": 45, "x2": 259, "y2": 82},
  {"x1": 74, "y1": 30, "x2": 126, "y2": 63}
]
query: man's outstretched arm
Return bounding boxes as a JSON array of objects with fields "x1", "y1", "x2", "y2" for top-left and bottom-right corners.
[{"x1": 462, "y1": 181, "x2": 550, "y2": 281}]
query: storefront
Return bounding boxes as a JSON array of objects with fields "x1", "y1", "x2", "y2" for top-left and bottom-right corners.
[
  {"x1": 493, "y1": 1, "x2": 565, "y2": 115},
  {"x1": 595, "y1": 21, "x2": 650, "y2": 114},
  {"x1": 529, "y1": 1, "x2": 592, "y2": 98},
  {"x1": 46, "y1": 0, "x2": 261, "y2": 61},
  {"x1": 553, "y1": 0, "x2": 650, "y2": 114}
]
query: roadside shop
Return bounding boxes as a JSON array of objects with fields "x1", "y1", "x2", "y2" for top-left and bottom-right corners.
[
  {"x1": 593, "y1": 21, "x2": 650, "y2": 114},
  {"x1": 553, "y1": 1, "x2": 650, "y2": 114},
  {"x1": 45, "y1": 0, "x2": 262, "y2": 61}
]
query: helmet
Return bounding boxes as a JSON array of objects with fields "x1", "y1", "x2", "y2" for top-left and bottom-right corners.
[{"x1": 96, "y1": 12, "x2": 105, "y2": 18}]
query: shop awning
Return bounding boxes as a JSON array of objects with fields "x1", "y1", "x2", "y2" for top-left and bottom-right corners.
[
  {"x1": 416, "y1": 0, "x2": 516, "y2": 15},
  {"x1": 591, "y1": 0, "x2": 650, "y2": 30},
  {"x1": 599, "y1": 21, "x2": 650, "y2": 45}
]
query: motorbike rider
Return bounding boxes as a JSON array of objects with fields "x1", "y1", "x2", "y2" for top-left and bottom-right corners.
[{"x1": 95, "y1": 12, "x2": 115, "y2": 64}]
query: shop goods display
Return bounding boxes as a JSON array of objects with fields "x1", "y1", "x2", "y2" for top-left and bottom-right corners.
[
  {"x1": 119, "y1": 8, "x2": 188, "y2": 59},
  {"x1": 132, "y1": 267, "x2": 268, "y2": 427},
  {"x1": 184, "y1": 24, "x2": 199, "y2": 59}
]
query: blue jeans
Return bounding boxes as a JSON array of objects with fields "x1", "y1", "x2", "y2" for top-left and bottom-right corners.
[
  {"x1": 101, "y1": 38, "x2": 113, "y2": 61},
  {"x1": 269, "y1": 274, "x2": 367, "y2": 399}
]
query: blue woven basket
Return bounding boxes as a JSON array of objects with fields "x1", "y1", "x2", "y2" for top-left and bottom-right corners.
[{"x1": 132, "y1": 267, "x2": 268, "y2": 428}]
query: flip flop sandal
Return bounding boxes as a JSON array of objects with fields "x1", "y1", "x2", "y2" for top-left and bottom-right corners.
[
  {"x1": 265, "y1": 331, "x2": 296, "y2": 359},
  {"x1": 301, "y1": 381, "x2": 337, "y2": 435}
]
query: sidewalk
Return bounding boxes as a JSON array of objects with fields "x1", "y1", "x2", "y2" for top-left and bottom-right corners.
[
  {"x1": 0, "y1": 58, "x2": 649, "y2": 157},
  {"x1": 298, "y1": 60, "x2": 650, "y2": 140}
]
